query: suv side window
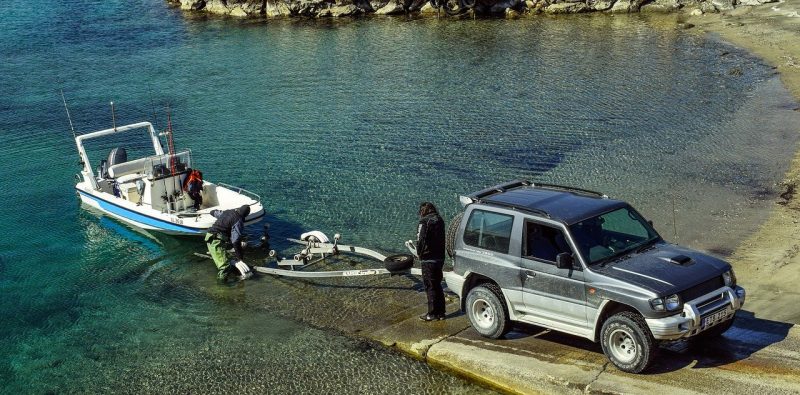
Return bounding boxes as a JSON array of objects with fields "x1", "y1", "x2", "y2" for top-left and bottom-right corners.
[
  {"x1": 523, "y1": 221, "x2": 572, "y2": 263},
  {"x1": 463, "y1": 209, "x2": 514, "y2": 254}
]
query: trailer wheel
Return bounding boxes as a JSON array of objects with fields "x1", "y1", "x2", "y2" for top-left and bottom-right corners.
[
  {"x1": 600, "y1": 311, "x2": 656, "y2": 373},
  {"x1": 465, "y1": 283, "x2": 510, "y2": 339},
  {"x1": 384, "y1": 254, "x2": 414, "y2": 273},
  {"x1": 446, "y1": 212, "x2": 464, "y2": 258}
]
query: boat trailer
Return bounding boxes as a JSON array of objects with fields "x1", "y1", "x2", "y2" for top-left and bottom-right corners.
[{"x1": 249, "y1": 230, "x2": 421, "y2": 279}]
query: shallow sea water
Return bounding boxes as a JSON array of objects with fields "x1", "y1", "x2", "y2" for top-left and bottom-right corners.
[{"x1": 1, "y1": 0, "x2": 800, "y2": 393}]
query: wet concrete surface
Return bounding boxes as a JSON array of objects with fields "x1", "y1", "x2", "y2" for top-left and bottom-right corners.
[
  {"x1": 234, "y1": 251, "x2": 800, "y2": 395},
  {"x1": 378, "y1": 303, "x2": 800, "y2": 394}
]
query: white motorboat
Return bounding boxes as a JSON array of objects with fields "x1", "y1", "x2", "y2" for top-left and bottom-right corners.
[{"x1": 74, "y1": 121, "x2": 264, "y2": 235}]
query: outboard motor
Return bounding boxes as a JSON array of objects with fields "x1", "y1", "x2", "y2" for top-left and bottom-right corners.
[{"x1": 107, "y1": 147, "x2": 127, "y2": 167}]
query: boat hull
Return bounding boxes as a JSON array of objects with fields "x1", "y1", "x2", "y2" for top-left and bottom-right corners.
[{"x1": 76, "y1": 187, "x2": 265, "y2": 236}]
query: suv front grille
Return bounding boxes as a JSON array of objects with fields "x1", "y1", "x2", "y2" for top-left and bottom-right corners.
[{"x1": 680, "y1": 276, "x2": 724, "y2": 302}]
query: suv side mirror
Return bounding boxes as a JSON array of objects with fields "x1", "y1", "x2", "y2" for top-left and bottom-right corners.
[{"x1": 556, "y1": 253, "x2": 574, "y2": 269}]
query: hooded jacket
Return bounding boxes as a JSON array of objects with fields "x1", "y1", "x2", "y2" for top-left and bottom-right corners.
[{"x1": 209, "y1": 205, "x2": 251, "y2": 260}]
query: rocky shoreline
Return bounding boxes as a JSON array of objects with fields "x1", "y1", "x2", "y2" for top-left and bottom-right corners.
[{"x1": 168, "y1": 0, "x2": 777, "y2": 18}]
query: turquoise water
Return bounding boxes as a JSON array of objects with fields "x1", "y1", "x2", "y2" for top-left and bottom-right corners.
[{"x1": 2, "y1": 0, "x2": 800, "y2": 392}]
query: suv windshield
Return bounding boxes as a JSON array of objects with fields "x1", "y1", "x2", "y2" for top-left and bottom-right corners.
[{"x1": 569, "y1": 206, "x2": 661, "y2": 265}]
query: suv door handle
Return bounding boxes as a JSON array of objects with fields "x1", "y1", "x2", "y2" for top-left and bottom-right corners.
[{"x1": 525, "y1": 271, "x2": 536, "y2": 278}]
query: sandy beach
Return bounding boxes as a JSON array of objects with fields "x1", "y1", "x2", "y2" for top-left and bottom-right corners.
[{"x1": 686, "y1": 1, "x2": 800, "y2": 323}]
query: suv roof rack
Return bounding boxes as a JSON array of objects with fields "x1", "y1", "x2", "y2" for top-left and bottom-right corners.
[
  {"x1": 532, "y1": 182, "x2": 608, "y2": 199},
  {"x1": 469, "y1": 179, "x2": 531, "y2": 200},
  {"x1": 486, "y1": 200, "x2": 551, "y2": 218}
]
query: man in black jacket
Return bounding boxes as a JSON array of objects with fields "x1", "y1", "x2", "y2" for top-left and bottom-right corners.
[
  {"x1": 416, "y1": 202, "x2": 446, "y2": 321},
  {"x1": 205, "y1": 204, "x2": 252, "y2": 281}
]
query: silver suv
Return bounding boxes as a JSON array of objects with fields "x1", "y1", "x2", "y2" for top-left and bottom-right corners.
[{"x1": 444, "y1": 180, "x2": 746, "y2": 373}]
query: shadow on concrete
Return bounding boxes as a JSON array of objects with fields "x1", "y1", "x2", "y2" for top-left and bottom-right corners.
[
  {"x1": 659, "y1": 310, "x2": 794, "y2": 372},
  {"x1": 498, "y1": 310, "x2": 793, "y2": 374}
]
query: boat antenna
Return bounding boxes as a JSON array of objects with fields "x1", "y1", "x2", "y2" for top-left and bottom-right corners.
[
  {"x1": 110, "y1": 101, "x2": 117, "y2": 131},
  {"x1": 166, "y1": 104, "x2": 175, "y2": 158},
  {"x1": 59, "y1": 89, "x2": 77, "y2": 140},
  {"x1": 148, "y1": 85, "x2": 160, "y2": 132}
]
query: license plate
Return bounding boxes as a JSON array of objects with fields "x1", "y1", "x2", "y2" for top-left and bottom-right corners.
[{"x1": 701, "y1": 307, "x2": 732, "y2": 329}]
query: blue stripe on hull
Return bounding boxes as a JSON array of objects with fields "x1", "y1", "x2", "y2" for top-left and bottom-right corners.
[{"x1": 77, "y1": 189, "x2": 206, "y2": 235}]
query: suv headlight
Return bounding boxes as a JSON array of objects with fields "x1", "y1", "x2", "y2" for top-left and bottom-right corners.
[
  {"x1": 722, "y1": 270, "x2": 736, "y2": 287},
  {"x1": 665, "y1": 294, "x2": 681, "y2": 311},
  {"x1": 650, "y1": 294, "x2": 682, "y2": 312}
]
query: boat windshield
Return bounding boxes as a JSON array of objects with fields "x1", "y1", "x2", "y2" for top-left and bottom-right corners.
[
  {"x1": 569, "y1": 206, "x2": 661, "y2": 266},
  {"x1": 143, "y1": 150, "x2": 193, "y2": 178}
]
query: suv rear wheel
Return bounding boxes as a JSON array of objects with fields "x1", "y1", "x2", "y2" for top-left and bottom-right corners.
[
  {"x1": 600, "y1": 311, "x2": 656, "y2": 373},
  {"x1": 465, "y1": 283, "x2": 510, "y2": 339}
]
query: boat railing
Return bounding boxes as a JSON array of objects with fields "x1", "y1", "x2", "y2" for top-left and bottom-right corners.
[{"x1": 217, "y1": 182, "x2": 262, "y2": 204}]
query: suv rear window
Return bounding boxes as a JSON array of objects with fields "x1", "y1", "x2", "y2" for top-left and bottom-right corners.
[{"x1": 463, "y1": 209, "x2": 513, "y2": 254}]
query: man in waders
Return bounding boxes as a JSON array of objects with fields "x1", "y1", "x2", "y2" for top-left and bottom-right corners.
[
  {"x1": 416, "y1": 202, "x2": 446, "y2": 321},
  {"x1": 205, "y1": 204, "x2": 252, "y2": 281}
]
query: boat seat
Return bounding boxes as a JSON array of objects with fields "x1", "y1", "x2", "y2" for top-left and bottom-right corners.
[
  {"x1": 108, "y1": 157, "x2": 150, "y2": 178},
  {"x1": 116, "y1": 173, "x2": 145, "y2": 184}
]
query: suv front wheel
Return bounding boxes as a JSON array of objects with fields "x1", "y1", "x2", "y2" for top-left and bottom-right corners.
[
  {"x1": 465, "y1": 283, "x2": 510, "y2": 339},
  {"x1": 600, "y1": 311, "x2": 656, "y2": 373}
]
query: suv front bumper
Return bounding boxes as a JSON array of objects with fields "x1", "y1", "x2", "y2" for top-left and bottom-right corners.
[{"x1": 646, "y1": 285, "x2": 746, "y2": 340}]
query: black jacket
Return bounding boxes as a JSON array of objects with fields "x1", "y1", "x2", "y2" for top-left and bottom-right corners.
[
  {"x1": 209, "y1": 205, "x2": 250, "y2": 260},
  {"x1": 417, "y1": 213, "x2": 445, "y2": 261}
]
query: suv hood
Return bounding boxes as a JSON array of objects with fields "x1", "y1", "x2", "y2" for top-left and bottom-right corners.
[{"x1": 592, "y1": 242, "x2": 730, "y2": 296}]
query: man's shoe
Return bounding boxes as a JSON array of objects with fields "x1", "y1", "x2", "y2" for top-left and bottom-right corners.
[{"x1": 419, "y1": 313, "x2": 444, "y2": 322}]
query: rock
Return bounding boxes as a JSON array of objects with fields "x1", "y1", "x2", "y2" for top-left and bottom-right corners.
[
  {"x1": 610, "y1": 0, "x2": 632, "y2": 12},
  {"x1": 738, "y1": 0, "x2": 776, "y2": 5},
  {"x1": 711, "y1": 0, "x2": 734, "y2": 11},
  {"x1": 375, "y1": 0, "x2": 406, "y2": 13},
  {"x1": 178, "y1": 0, "x2": 206, "y2": 10},
  {"x1": 588, "y1": 0, "x2": 616, "y2": 11},
  {"x1": 419, "y1": 2, "x2": 437, "y2": 13},
  {"x1": 640, "y1": 0, "x2": 680, "y2": 12},
  {"x1": 699, "y1": 1, "x2": 718, "y2": 12},
  {"x1": 205, "y1": 1, "x2": 230, "y2": 14},
  {"x1": 370, "y1": 0, "x2": 391, "y2": 9},
  {"x1": 545, "y1": 1, "x2": 588, "y2": 13},
  {"x1": 318, "y1": 4, "x2": 361, "y2": 16},
  {"x1": 230, "y1": 5, "x2": 248, "y2": 16},
  {"x1": 266, "y1": 2, "x2": 292, "y2": 16},
  {"x1": 505, "y1": 7, "x2": 522, "y2": 16},
  {"x1": 689, "y1": 7, "x2": 703, "y2": 15}
]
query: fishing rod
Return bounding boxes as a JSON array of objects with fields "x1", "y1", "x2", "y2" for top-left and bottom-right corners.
[
  {"x1": 110, "y1": 101, "x2": 117, "y2": 132},
  {"x1": 165, "y1": 104, "x2": 185, "y2": 211},
  {"x1": 60, "y1": 89, "x2": 83, "y2": 166},
  {"x1": 59, "y1": 89, "x2": 77, "y2": 140},
  {"x1": 148, "y1": 85, "x2": 161, "y2": 133}
]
